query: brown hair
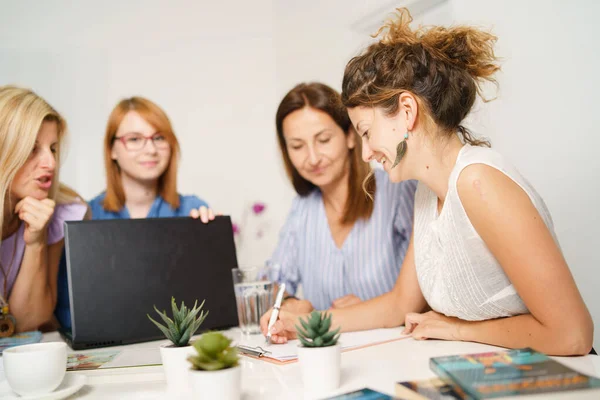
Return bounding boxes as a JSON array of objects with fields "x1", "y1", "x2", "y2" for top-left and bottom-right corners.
[
  {"x1": 275, "y1": 82, "x2": 375, "y2": 225},
  {"x1": 103, "y1": 97, "x2": 180, "y2": 212},
  {"x1": 341, "y1": 8, "x2": 499, "y2": 147}
]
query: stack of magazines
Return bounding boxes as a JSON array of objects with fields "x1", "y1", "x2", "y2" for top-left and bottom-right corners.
[{"x1": 396, "y1": 348, "x2": 600, "y2": 399}]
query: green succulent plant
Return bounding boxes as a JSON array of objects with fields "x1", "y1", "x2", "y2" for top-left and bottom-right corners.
[
  {"x1": 188, "y1": 332, "x2": 239, "y2": 371},
  {"x1": 147, "y1": 297, "x2": 208, "y2": 347},
  {"x1": 296, "y1": 311, "x2": 341, "y2": 348}
]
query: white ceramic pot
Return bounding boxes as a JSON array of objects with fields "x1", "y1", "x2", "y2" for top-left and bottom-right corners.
[
  {"x1": 297, "y1": 343, "x2": 341, "y2": 393},
  {"x1": 159, "y1": 343, "x2": 196, "y2": 395},
  {"x1": 189, "y1": 365, "x2": 241, "y2": 400}
]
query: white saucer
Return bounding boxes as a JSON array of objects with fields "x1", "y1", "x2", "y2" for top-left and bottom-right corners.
[{"x1": 0, "y1": 374, "x2": 87, "y2": 399}]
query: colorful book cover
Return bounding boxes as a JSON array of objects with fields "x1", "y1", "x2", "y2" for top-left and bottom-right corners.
[
  {"x1": 430, "y1": 347, "x2": 600, "y2": 399},
  {"x1": 67, "y1": 350, "x2": 121, "y2": 371},
  {"x1": 396, "y1": 377, "x2": 465, "y2": 399},
  {"x1": 325, "y1": 387, "x2": 396, "y2": 399},
  {"x1": 0, "y1": 330, "x2": 42, "y2": 354}
]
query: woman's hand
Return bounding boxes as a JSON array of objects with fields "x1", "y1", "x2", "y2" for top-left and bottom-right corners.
[
  {"x1": 189, "y1": 206, "x2": 216, "y2": 223},
  {"x1": 15, "y1": 197, "x2": 55, "y2": 246},
  {"x1": 260, "y1": 308, "x2": 309, "y2": 344},
  {"x1": 403, "y1": 310, "x2": 463, "y2": 341},
  {"x1": 331, "y1": 294, "x2": 362, "y2": 309},
  {"x1": 282, "y1": 298, "x2": 314, "y2": 314}
]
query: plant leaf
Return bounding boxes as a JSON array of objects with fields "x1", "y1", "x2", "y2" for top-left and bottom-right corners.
[
  {"x1": 190, "y1": 360, "x2": 226, "y2": 371},
  {"x1": 320, "y1": 327, "x2": 340, "y2": 343},
  {"x1": 332, "y1": 333, "x2": 341, "y2": 345},
  {"x1": 299, "y1": 316, "x2": 311, "y2": 332},
  {"x1": 147, "y1": 314, "x2": 172, "y2": 340},
  {"x1": 171, "y1": 297, "x2": 181, "y2": 327},
  {"x1": 298, "y1": 335, "x2": 314, "y2": 347},
  {"x1": 318, "y1": 314, "x2": 332, "y2": 335},
  {"x1": 180, "y1": 302, "x2": 202, "y2": 330},
  {"x1": 167, "y1": 320, "x2": 181, "y2": 345},
  {"x1": 309, "y1": 311, "x2": 320, "y2": 327},
  {"x1": 178, "y1": 323, "x2": 194, "y2": 346},
  {"x1": 295, "y1": 324, "x2": 309, "y2": 340},
  {"x1": 153, "y1": 305, "x2": 174, "y2": 327},
  {"x1": 220, "y1": 347, "x2": 239, "y2": 367}
]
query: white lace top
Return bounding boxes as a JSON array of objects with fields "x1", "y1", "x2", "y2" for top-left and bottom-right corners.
[{"x1": 413, "y1": 145, "x2": 558, "y2": 321}]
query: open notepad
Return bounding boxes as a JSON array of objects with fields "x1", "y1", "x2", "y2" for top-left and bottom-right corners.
[{"x1": 237, "y1": 327, "x2": 409, "y2": 364}]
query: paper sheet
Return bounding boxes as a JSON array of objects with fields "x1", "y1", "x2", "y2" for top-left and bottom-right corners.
[
  {"x1": 100, "y1": 348, "x2": 162, "y2": 369},
  {"x1": 237, "y1": 327, "x2": 408, "y2": 362}
]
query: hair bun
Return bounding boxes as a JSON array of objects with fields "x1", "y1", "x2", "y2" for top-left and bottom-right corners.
[{"x1": 376, "y1": 8, "x2": 499, "y2": 82}]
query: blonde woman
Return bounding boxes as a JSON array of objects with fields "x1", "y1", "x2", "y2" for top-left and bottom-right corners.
[{"x1": 0, "y1": 86, "x2": 88, "y2": 333}]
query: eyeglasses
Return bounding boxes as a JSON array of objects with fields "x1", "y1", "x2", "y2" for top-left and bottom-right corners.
[{"x1": 114, "y1": 132, "x2": 170, "y2": 152}]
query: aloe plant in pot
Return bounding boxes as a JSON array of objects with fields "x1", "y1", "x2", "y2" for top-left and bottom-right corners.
[
  {"x1": 148, "y1": 297, "x2": 208, "y2": 394},
  {"x1": 296, "y1": 311, "x2": 342, "y2": 393},
  {"x1": 187, "y1": 332, "x2": 241, "y2": 400}
]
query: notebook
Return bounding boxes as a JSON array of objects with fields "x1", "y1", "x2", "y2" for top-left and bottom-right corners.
[{"x1": 237, "y1": 327, "x2": 409, "y2": 364}]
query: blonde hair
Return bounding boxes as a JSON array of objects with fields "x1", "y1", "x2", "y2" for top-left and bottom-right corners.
[
  {"x1": 0, "y1": 85, "x2": 85, "y2": 242},
  {"x1": 102, "y1": 97, "x2": 180, "y2": 212}
]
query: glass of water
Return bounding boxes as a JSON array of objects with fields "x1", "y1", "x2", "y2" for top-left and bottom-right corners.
[{"x1": 232, "y1": 266, "x2": 277, "y2": 334}]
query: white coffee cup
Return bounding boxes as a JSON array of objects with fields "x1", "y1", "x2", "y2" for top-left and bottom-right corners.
[{"x1": 3, "y1": 342, "x2": 67, "y2": 396}]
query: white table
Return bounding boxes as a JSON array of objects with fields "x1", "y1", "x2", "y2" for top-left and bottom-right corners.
[{"x1": 1, "y1": 330, "x2": 599, "y2": 399}]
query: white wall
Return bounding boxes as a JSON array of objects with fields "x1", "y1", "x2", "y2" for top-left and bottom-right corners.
[
  {"x1": 450, "y1": 0, "x2": 600, "y2": 350},
  {"x1": 0, "y1": 0, "x2": 287, "y2": 266},
  {"x1": 1, "y1": 1, "x2": 598, "y2": 347}
]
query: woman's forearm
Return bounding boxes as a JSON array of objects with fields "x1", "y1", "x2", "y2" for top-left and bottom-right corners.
[
  {"x1": 8, "y1": 242, "x2": 53, "y2": 332},
  {"x1": 330, "y1": 289, "x2": 407, "y2": 332},
  {"x1": 459, "y1": 313, "x2": 593, "y2": 356}
]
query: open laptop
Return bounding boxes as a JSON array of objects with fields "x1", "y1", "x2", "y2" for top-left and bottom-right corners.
[{"x1": 61, "y1": 216, "x2": 239, "y2": 350}]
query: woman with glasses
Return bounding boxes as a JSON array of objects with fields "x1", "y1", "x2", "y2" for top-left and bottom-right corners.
[
  {"x1": 88, "y1": 97, "x2": 214, "y2": 221},
  {"x1": 55, "y1": 97, "x2": 215, "y2": 330}
]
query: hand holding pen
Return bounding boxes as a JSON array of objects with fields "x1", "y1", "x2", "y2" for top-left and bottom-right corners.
[
  {"x1": 265, "y1": 283, "x2": 286, "y2": 344},
  {"x1": 261, "y1": 284, "x2": 311, "y2": 344}
]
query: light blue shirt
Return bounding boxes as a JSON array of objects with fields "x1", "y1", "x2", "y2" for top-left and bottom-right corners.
[
  {"x1": 88, "y1": 193, "x2": 208, "y2": 220},
  {"x1": 270, "y1": 170, "x2": 416, "y2": 310}
]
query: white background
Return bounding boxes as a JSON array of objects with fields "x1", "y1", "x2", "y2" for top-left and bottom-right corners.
[{"x1": 1, "y1": 0, "x2": 598, "y2": 348}]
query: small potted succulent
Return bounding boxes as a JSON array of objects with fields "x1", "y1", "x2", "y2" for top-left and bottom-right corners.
[
  {"x1": 188, "y1": 331, "x2": 241, "y2": 400},
  {"x1": 296, "y1": 311, "x2": 342, "y2": 393},
  {"x1": 148, "y1": 297, "x2": 208, "y2": 394}
]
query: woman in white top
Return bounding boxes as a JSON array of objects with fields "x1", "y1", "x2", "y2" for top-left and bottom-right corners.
[{"x1": 261, "y1": 8, "x2": 594, "y2": 355}]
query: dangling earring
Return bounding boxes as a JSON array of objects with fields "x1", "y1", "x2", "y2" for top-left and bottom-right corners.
[{"x1": 392, "y1": 131, "x2": 409, "y2": 168}]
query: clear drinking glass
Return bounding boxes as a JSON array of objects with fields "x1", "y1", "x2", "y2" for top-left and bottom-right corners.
[{"x1": 231, "y1": 266, "x2": 276, "y2": 334}]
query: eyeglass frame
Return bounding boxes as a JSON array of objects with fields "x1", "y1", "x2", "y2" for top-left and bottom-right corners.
[{"x1": 113, "y1": 132, "x2": 171, "y2": 152}]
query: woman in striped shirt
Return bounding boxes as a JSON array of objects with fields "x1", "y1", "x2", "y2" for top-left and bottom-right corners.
[{"x1": 265, "y1": 82, "x2": 416, "y2": 314}]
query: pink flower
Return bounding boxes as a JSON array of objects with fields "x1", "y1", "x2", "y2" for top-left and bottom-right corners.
[
  {"x1": 252, "y1": 202, "x2": 266, "y2": 215},
  {"x1": 232, "y1": 223, "x2": 240, "y2": 235}
]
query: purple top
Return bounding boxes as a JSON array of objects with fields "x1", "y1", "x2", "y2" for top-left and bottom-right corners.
[{"x1": 0, "y1": 202, "x2": 87, "y2": 298}]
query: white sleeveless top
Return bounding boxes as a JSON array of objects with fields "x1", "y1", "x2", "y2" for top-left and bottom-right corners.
[{"x1": 413, "y1": 145, "x2": 558, "y2": 321}]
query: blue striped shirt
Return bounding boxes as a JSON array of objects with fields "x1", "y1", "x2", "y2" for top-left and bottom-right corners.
[{"x1": 269, "y1": 170, "x2": 416, "y2": 310}]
